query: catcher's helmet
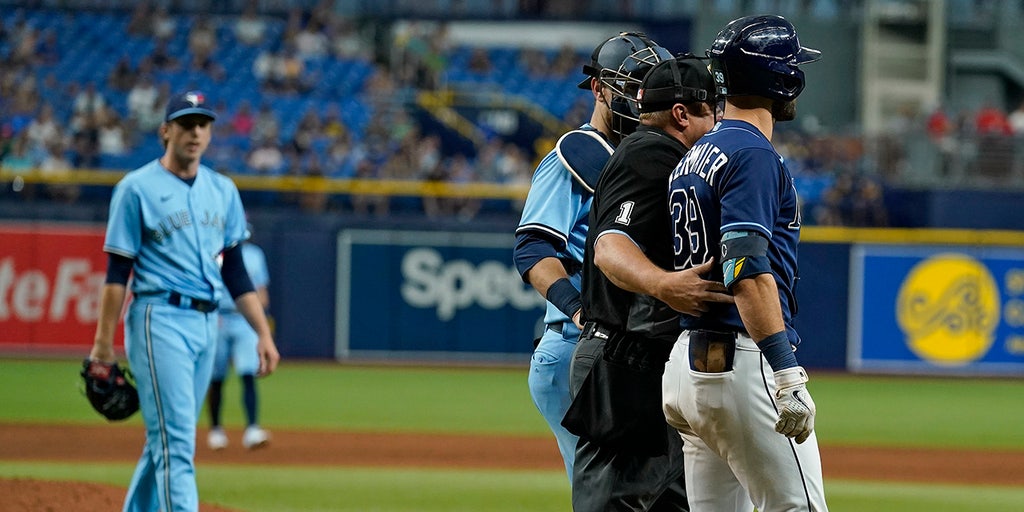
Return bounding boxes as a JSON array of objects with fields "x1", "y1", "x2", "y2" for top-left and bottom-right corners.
[
  {"x1": 708, "y1": 15, "x2": 821, "y2": 102},
  {"x1": 580, "y1": 32, "x2": 672, "y2": 139}
]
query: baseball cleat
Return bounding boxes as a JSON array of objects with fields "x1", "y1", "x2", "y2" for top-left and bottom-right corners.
[
  {"x1": 242, "y1": 425, "x2": 270, "y2": 450},
  {"x1": 207, "y1": 428, "x2": 228, "y2": 451}
]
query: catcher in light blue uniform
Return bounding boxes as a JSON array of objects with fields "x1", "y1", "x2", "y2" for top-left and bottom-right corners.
[
  {"x1": 513, "y1": 32, "x2": 672, "y2": 483},
  {"x1": 207, "y1": 236, "x2": 272, "y2": 450},
  {"x1": 89, "y1": 91, "x2": 279, "y2": 512}
]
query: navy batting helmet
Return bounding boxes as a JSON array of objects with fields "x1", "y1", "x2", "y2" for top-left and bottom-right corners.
[{"x1": 708, "y1": 15, "x2": 821, "y2": 102}]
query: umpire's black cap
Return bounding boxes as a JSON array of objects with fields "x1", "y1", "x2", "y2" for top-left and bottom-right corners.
[
  {"x1": 636, "y1": 55, "x2": 715, "y2": 114},
  {"x1": 165, "y1": 90, "x2": 217, "y2": 122}
]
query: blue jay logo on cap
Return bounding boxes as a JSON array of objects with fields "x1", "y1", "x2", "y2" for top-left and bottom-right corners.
[
  {"x1": 166, "y1": 90, "x2": 216, "y2": 122},
  {"x1": 185, "y1": 92, "x2": 205, "y2": 107}
]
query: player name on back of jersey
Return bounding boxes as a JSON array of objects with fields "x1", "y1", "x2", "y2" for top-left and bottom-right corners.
[{"x1": 670, "y1": 141, "x2": 728, "y2": 186}]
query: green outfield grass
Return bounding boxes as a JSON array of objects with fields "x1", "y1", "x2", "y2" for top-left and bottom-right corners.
[{"x1": 2, "y1": 358, "x2": 1023, "y2": 511}]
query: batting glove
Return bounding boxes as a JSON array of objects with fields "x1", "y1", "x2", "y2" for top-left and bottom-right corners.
[{"x1": 773, "y1": 366, "x2": 816, "y2": 444}]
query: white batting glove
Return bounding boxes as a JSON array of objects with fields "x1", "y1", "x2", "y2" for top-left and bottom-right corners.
[{"x1": 773, "y1": 366, "x2": 816, "y2": 444}]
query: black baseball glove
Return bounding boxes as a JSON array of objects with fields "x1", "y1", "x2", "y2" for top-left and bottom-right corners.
[{"x1": 81, "y1": 359, "x2": 139, "y2": 421}]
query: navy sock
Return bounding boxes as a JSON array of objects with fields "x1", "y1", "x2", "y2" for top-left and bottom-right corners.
[
  {"x1": 242, "y1": 374, "x2": 258, "y2": 426},
  {"x1": 208, "y1": 379, "x2": 224, "y2": 428}
]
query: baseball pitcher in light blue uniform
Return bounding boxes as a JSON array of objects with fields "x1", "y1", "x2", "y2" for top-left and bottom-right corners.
[
  {"x1": 207, "y1": 238, "x2": 272, "y2": 450},
  {"x1": 89, "y1": 91, "x2": 280, "y2": 512},
  {"x1": 513, "y1": 33, "x2": 671, "y2": 484}
]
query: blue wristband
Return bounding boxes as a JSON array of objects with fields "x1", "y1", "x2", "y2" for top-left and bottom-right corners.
[
  {"x1": 545, "y1": 278, "x2": 582, "y2": 319},
  {"x1": 757, "y1": 331, "x2": 799, "y2": 372}
]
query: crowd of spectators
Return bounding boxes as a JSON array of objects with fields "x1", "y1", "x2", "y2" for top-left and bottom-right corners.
[{"x1": 11, "y1": 3, "x2": 1023, "y2": 226}]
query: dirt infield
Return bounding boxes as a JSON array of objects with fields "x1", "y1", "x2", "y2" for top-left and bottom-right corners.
[{"x1": 2, "y1": 423, "x2": 1023, "y2": 511}]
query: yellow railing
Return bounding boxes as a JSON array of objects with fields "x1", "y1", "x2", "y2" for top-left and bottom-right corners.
[{"x1": 1, "y1": 169, "x2": 531, "y2": 200}]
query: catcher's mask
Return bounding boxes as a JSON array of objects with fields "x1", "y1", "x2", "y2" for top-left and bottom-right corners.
[{"x1": 599, "y1": 43, "x2": 673, "y2": 140}]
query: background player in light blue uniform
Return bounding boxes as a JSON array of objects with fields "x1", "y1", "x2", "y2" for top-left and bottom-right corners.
[
  {"x1": 513, "y1": 32, "x2": 671, "y2": 482},
  {"x1": 207, "y1": 234, "x2": 272, "y2": 450},
  {"x1": 89, "y1": 91, "x2": 280, "y2": 512}
]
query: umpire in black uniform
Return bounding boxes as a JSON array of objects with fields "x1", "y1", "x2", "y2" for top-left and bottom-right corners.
[{"x1": 563, "y1": 55, "x2": 734, "y2": 511}]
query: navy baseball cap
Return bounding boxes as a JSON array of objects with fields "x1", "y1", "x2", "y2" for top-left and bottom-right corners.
[{"x1": 165, "y1": 91, "x2": 217, "y2": 122}]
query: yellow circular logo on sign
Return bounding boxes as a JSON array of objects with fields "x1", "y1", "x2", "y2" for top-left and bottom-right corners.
[{"x1": 896, "y1": 253, "x2": 999, "y2": 365}]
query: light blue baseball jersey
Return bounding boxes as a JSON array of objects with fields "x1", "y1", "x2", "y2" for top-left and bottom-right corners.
[
  {"x1": 104, "y1": 159, "x2": 248, "y2": 301},
  {"x1": 515, "y1": 124, "x2": 596, "y2": 325},
  {"x1": 218, "y1": 243, "x2": 269, "y2": 312}
]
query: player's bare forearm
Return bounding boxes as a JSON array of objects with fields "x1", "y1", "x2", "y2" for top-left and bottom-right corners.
[
  {"x1": 732, "y1": 274, "x2": 786, "y2": 340},
  {"x1": 524, "y1": 257, "x2": 571, "y2": 298},
  {"x1": 90, "y1": 283, "x2": 127, "y2": 362},
  {"x1": 234, "y1": 291, "x2": 280, "y2": 375}
]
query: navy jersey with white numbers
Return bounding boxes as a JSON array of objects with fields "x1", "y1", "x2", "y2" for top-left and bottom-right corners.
[{"x1": 667, "y1": 119, "x2": 801, "y2": 343}]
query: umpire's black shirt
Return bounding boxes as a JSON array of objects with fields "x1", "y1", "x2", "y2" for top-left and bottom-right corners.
[{"x1": 582, "y1": 124, "x2": 687, "y2": 344}]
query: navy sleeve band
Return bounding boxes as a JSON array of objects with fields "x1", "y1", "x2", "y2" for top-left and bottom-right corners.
[
  {"x1": 105, "y1": 253, "x2": 134, "y2": 285},
  {"x1": 221, "y1": 245, "x2": 256, "y2": 299},
  {"x1": 757, "y1": 331, "x2": 799, "y2": 372},
  {"x1": 546, "y1": 278, "x2": 582, "y2": 319},
  {"x1": 513, "y1": 232, "x2": 559, "y2": 281}
]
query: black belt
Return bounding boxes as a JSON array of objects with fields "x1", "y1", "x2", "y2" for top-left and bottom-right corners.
[
  {"x1": 581, "y1": 322, "x2": 614, "y2": 340},
  {"x1": 166, "y1": 291, "x2": 218, "y2": 313}
]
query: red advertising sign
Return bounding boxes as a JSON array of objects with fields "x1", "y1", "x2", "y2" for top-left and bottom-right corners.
[{"x1": 0, "y1": 222, "x2": 121, "y2": 351}]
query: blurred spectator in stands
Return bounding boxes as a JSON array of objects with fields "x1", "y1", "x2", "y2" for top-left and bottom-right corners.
[
  {"x1": 135, "y1": 82, "x2": 169, "y2": 133},
  {"x1": 925, "y1": 105, "x2": 957, "y2": 176},
  {"x1": 35, "y1": 28, "x2": 60, "y2": 65},
  {"x1": 247, "y1": 138, "x2": 284, "y2": 175},
  {"x1": 415, "y1": 135, "x2": 442, "y2": 178},
  {"x1": 252, "y1": 46, "x2": 278, "y2": 88},
  {"x1": 325, "y1": 134, "x2": 362, "y2": 178},
  {"x1": 127, "y1": 74, "x2": 159, "y2": 123},
  {"x1": 474, "y1": 138, "x2": 505, "y2": 183},
  {"x1": 108, "y1": 55, "x2": 137, "y2": 92},
  {"x1": 975, "y1": 101, "x2": 1013, "y2": 135},
  {"x1": 73, "y1": 82, "x2": 106, "y2": 118},
  {"x1": 1, "y1": 133, "x2": 36, "y2": 174},
  {"x1": 448, "y1": 153, "x2": 481, "y2": 221},
  {"x1": 391, "y1": 21, "x2": 448, "y2": 90},
  {"x1": 549, "y1": 43, "x2": 579, "y2": 77},
  {"x1": 251, "y1": 103, "x2": 280, "y2": 144},
  {"x1": 467, "y1": 48, "x2": 493, "y2": 74},
  {"x1": 1008, "y1": 99, "x2": 1024, "y2": 136},
  {"x1": 26, "y1": 103, "x2": 62, "y2": 156},
  {"x1": 231, "y1": 100, "x2": 255, "y2": 137},
  {"x1": 188, "y1": 48, "x2": 226, "y2": 83},
  {"x1": 126, "y1": 3, "x2": 153, "y2": 37},
  {"x1": 151, "y1": 5, "x2": 176, "y2": 41},
  {"x1": 98, "y1": 108, "x2": 129, "y2": 157},
  {"x1": 69, "y1": 112, "x2": 100, "y2": 169},
  {"x1": 519, "y1": 47, "x2": 550, "y2": 77},
  {"x1": 812, "y1": 174, "x2": 852, "y2": 226},
  {"x1": 278, "y1": 45, "x2": 313, "y2": 93},
  {"x1": 235, "y1": 2, "x2": 267, "y2": 46},
  {"x1": 295, "y1": 18, "x2": 329, "y2": 60},
  {"x1": 10, "y1": 24, "x2": 37, "y2": 67},
  {"x1": 1, "y1": 134, "x2": 38, "y2": 199},
  {"x1": 420, "y1": 154, "x2": 450, "y2": 218},
  {"x1": 290, "y1": 109, "x2": 322, "y2": 156},
  {"x1": 39, "y1": 140, "x2": 79, "y2": 203},
  {"x1": 297, "y1": 154, "x2": 330, "y2": 213},
  {"x1": 350, "y1": 159, "x2": 389, "y2": 216},
  {"x1": 189, "y1": 19, "x2": 217, "y2": 58},
  {"x1": 146, "y1": 39, "x2": 179, "y2": 72},
  {"x1": 850, "y1": 177, "x2": 889, "y2": 227},
  {"x1": 321, "y1": 103, "x2": 348, "y2": 140},
  {"x1": 497, "y1": 142, "x2": 531, "y2": 184},
  {"x1": 328, "y1": 16, "x2": 371, "y2": 60}
]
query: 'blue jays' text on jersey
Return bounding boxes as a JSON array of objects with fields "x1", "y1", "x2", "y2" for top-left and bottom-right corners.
[
  {"x1": 515, "y1": 124, "x2": 601, "y2": 325},
  {"x1": 668, "y1": 120, "x2": 801, "y2": 343},
  {"x1": 105, "y1": 160, "x2": 248, "y2": 302},
  {"x1": 218, "y1": 242, "x2": 269, "y2": 312}
]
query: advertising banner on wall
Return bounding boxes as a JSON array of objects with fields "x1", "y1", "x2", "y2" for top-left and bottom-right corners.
[
  {"x1": 336, "y1": 230, "x2": 546, "y2": 360},
  {"x1": 0, "y1": 222, "x2": 116, "y2": 351},
  {"x1": 849, "y1": 244, "x2": 1024, "y2": 375}
]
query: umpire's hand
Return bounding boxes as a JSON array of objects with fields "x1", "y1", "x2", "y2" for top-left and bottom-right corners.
[{"x1": 659, "y1": 259, "x2": 734, "y2": 316}]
